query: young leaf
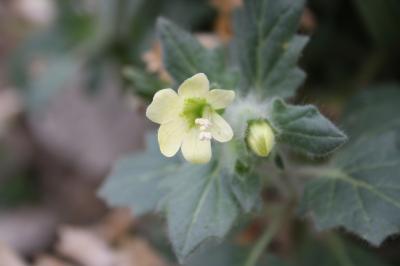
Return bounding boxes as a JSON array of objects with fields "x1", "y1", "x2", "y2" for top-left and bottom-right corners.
[
  {"x1": 233, "y1": 0, "x2": 308, "y2": 98},
  {"x1": 98, "y1": 135, "x2": 181, "y2": 215},
  {"x1": 122, "y1": 66, "x2": 170, "y2": 101},
  {"x1": 300, "y1": 86, "x2": 400, "y2": 245},
  {"x1": 165, "y1": 163, "x2": 239, "y2": 262},
  {"x1": 157, "y1": 18, "x2": 236, "y2": 89},
  {"x1": 268, "y1": 98, "x2": 347, "y2": 157}
]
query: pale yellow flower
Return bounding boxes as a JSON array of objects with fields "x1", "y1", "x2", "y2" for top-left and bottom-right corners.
[{"x1": 146, "y1": 73, "x2": 235, "y2": 164}]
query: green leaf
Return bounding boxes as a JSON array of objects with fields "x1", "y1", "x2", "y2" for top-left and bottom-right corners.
[
  {"x1": 233, "y1": 0, "x2": 308, "y2": 98},
  {"x1": 165, "y1": 163, "x2": 239, "y2": 262},
  {"x1": 122, "y1": 66, "x2": 170, "y2": 101},
  {"x1": 300, "y1": 86, "x2": 400, "y2": 245},
  {"x1": 268, "y1": 98, "x2": 347, "y2": 157},
  {"x1": 99, "y1": 135, "x2": 242, "y2": 262},
  {"x1": 98, "y1": 135, "x2": 181, "y2": 215},
  {"x1": 157, "y1": 17, "x2": 236, "y2": 89}
]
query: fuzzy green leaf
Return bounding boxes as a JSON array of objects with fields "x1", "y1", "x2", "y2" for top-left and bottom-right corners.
[
  {"x1": 98, "y1": 136, "x2": 181, "y2": 215},
  {"x1": 268, "y1": 99, "x2": 347, "y2": 156},
  {"x1": 157, "y1": 17, "x2": 236, "y2": 89},
  {"x1": 300, "y1": 86, "x2": 400, "y2": 245},
  {"x1": 165, "y1": 163, "x2": 239, "y2": 262},
  {"x1": 122, "y1": 66, "x2": 170, "y2": 101},
  {"x1": 99, "y1": 135, "x2": 241, "y2": 262},
  {"x1": 233, "y1": 0, "x2": 308, "y2": 98}
]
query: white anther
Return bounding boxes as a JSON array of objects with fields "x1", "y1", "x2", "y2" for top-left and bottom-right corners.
[
  {"x1": 199, "y1": 131, "x2": 212, "y2": 141},
  {"x1": 195, "y1": 118, "x2": 212, "y2": 130}
]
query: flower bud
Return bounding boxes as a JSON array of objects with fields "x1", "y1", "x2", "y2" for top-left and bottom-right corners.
[{"x1": 246, "y1": 120, "x2": 275, "y2": 157}]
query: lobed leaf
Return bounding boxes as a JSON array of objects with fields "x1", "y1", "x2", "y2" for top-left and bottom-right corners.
[
  {"x1": 122, "y1": 66, "x2": 170, "y2": 101},
  {"x1": 233, "y1": 0, "x2": 308, "y2": 98},
  {"x1": 99, "y1": 136, "x2": 242, "y2": 262},
  {"x1": 157, "y1": 18, "x2": 236, "y2": 89},
  {"x1": 165, "y1": 163, "x2": 239, "y2": 262},
  {"x1": 98, "y1": 136, "x2": 181, "y2": 215},
  {"x1": 300, "y1": 85, "x2": 400, "y2": 245}
]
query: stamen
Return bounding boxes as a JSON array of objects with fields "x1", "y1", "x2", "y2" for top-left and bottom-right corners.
[
  {"x1": 195, "y1": 118, "x2": 212, "y2": 130},
  {"x1": 199, "y1": 131, "x2": 212, "y2": 141}
]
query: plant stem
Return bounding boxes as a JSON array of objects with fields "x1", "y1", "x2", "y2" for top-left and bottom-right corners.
[{"x1": 243, "y1": 209, "x2": 283, "y2": 266}]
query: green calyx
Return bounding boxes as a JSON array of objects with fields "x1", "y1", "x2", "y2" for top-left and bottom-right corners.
[{"x1": 181, "y1": 97, "x2": 210, "y2": 127}]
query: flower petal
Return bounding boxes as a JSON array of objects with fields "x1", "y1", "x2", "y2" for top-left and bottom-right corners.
[
  {"x1": 209, "y1": 112, "x2": 233, "y2": 142},
  {"x1": 158, "y1": 119, "x2": 186, "y2": 157},
  {"x1": 178, "y1": 73, "x2": 209, "y2": 98},
  {"x1": 207, "y1": 89, "x2": 235, "y2": 109},
  {"x1": 181, "y1": 129, "x2": 212, "y2": 164},
  {"x1": 146, "y1": 89, "x2": 181, "y2": 124}
]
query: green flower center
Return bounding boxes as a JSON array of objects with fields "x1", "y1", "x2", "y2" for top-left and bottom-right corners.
[{"x1": 181, "y1": 97, "x2": 209, "y2": 128}]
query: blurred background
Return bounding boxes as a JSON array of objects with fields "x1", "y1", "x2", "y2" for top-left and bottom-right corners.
[{"x1": 0, "y1": 0, "x2": 399, "y2": 265}]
